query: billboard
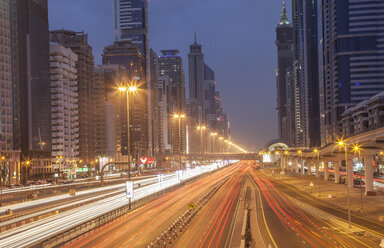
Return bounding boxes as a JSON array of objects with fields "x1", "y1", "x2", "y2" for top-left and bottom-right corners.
[{"x1": 140, "y1": 157, "x2": 155, "y2": 164}]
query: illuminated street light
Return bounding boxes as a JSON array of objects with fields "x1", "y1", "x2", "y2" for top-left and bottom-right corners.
[
  {"x1": 197, "y1": 125, "x2": 207, "y2": 154},
  {"x1": 173, "y1": 114, "x2": 186, "y2": 169},
  {"x1": 337, "y1": 138, "x2": 352, "y2": 229}
]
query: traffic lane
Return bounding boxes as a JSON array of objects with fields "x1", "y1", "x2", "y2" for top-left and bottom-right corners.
[
  {"x1": 65, "y1": 164, "x2": 243, "y2": 248},
  {"x1": 252, "y1": 171, "x2": 378, "y2": 248},
  {"x1": 174, "y1": 168, "x2": 245, "y2": 248},
  {"x1": 269, "y1": 171, "x2": 384, "y2": 237}
]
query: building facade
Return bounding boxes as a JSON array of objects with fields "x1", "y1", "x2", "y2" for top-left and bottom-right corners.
[
  {"x1": 158, "y1": 49, "x2": 186, "y2": 154},
  {"x1": 11, "y1": 0, "x2": 51, "y2": 179},
  {"x1": 49, "y1": 30, "x2": 96, "y2": 165},
  {"x1": 276, "y1": 2, "x2": 294, "y2": 146},
  {"x1": 1, "y1": 0, "x2": 20, "y2": 185},
  {"x1": 102, "y1": 41, "x2": 148, "y2": 165},
  {"x1": 50, "y1": 43, "x2": 79, "y2": 177},
  {"x1": 320, "y1": 1, "x2": 384, "y2": 144},
  {"x1": 291, "y1": 0, "x2": 320, "y2": 148}
]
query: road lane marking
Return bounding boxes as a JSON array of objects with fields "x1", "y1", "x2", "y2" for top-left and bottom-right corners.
[{"x1": 251, "y1": 175, "x2": 278, "y2": 248}]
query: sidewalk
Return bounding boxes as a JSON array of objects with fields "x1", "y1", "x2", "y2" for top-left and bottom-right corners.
[{"x1": 261, "y1": 168, "x2": 384, "y2": 223}]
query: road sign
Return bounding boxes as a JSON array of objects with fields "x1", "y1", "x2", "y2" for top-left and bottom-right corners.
[
  {"x1": 126, "y1": 181, "x2": 134, "y2": 199},
  {"x1": 189, "y1": 203, "x2": 195, "y2": 209}
]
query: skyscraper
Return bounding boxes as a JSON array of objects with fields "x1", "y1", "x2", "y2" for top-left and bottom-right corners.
[
  {"x1": 1, "y1": 0, "x2": 20, "y2": 184},
  {"x1": 188, "y1": 35, "x2": 205, "y2": 123},
  {"x1": 113, "y1": 0, "x2": 152, "y2": 156},
  {"x1": 113, "y1": 0, "x2": 148, "y2": 55},
  {"x1": 11, "y1": 0, "x2": 51, "y2": 177},
  {"x1": 102, "y1": 41, "x2": 148, "y2": 163},
  {"x1": 320, "y1": 1, "x2": 384, "y2": 144},
  {"x1": 93, "y1": 64, "x2": 126, "y2": 162},
  {"x1": 204, "y1": 64, "x2": 216, "y2": 131},
  {"x1": 49, "y1": 43, "x2": 79, "y2": 175},
  {"x1": 275, "y1": 1, "x2": 294, "y2": 145},
  {"x1": 291, "y1": 0, "x2": 320, "y2": 147},
  {"x1": 49, "y1": 30, "x2": 96, "y2": 165},
  {"x1": 158, "y1": 49, "x2": 186, "y2": 154}
]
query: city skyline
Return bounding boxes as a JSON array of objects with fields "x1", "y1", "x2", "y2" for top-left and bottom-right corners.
[{"x1": 48, "y1": 0, "x2": 285, "y2": 149}]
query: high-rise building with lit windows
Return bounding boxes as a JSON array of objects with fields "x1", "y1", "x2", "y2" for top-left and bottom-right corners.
[
  {"x1": 320, "y1": 0, "x2": 384, "y2": 144},
  {"x1": 11, "y1": 0, "x2": 51, "y2": 179},
  {"x1": 49, "y1": 43, "x2": 79, "y2": 174},
  {"x1": 158, "y1": 49, "x2": 186, "y2": 154},
  {"x1": 276, "y1": 1, "x2": 294, "y2": 146}
]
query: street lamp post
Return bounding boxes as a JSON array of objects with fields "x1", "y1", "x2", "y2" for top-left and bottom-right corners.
[
  {"x1": 314, "y1": 149, "x2": 320, "y2": 196},
  {"x1": 197, "y1": 125, "x2": 206, "y2": 154},
  {"x1": 298, "y1": 150, "x2": 302, "y2": 175},
  {"x1": 338, "y1": 140, "x2": 352, "y2": 229},
  {"x1": 119, "y1": 85, "x2": 137, "y2": 210},
  {"x1": 173, "y1": 114, "x2": 186, "y2": 170},
  {"x1": 353, "y1": 145, "x2": 363, "y2": 210},
  {"x1": 210, "y1": 132, "x2": 217, "y2": 153},
  {"x1": 219, "y1": 137, "x2": 224, "y2": 153},
  {"x1": 119, "y1": 85, "x2": 137, "y2": 182}
]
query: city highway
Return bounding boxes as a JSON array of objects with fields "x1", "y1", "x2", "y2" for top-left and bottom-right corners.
[
  {"x1": 0, "y1": 162, "x2": 234, "y2": 247},
  {"x1": 250, "y1": 169, "x2": 380, "y2": 248},
  {"x1": 64, "y1": 163, "x2": 381, "y2": 248},
  {"x1": 64, "y1": 163, "x2": 244, "y2": 248}
]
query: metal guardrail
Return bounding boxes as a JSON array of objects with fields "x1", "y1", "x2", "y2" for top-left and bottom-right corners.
[{"x1": 32, "y1": 172, "x2": 207, "y2": 248}]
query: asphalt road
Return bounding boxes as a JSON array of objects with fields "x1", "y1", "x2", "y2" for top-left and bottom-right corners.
[
  {"x1": 63, "y1": 163, "x2": 382, "y2": 248},
  {"x1": 64, "y1": 163, "x2": 243, "y2": 248},
  {"x1": 250, "y1": 169, "x2": 379, "y2": 248}
]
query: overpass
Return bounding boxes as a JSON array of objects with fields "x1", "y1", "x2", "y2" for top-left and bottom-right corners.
[
  {"x1": 265, "y1": 125, "x2": 384, "y2": 195},
  {"x1": 164, "y1": 153, "x2": 259, "y2": 162}
]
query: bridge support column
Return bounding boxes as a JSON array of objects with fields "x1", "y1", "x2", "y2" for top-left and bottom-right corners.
[
  {"x1": 302, "y1": 160, "x2": 305, "y2": 176},
  {"x1": 363, "y1": 155, "x2": 374, "y2": 194},
  {"x1": 334, "y1": 161, "x2": 341, "y2": 184},
  {"x1": 296, "y1": 159, "x2": 299, "y2": 174},
  {"x1": 346, "y1": 159, "x2": 354, "y2": 189},
  {"x1": 315, "y1": 163, "x2": 320, "y2": 178},
  {"x1": 307, "y1": 163, "x2": 312, "y2": 176},
  {"x1": 324, "y1": 161, "x2": 329, "y2": 181}
]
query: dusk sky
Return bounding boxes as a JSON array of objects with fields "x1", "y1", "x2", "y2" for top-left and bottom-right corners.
[{"x1": 49, "y1": 0, "x2": 289, "y2": 150}]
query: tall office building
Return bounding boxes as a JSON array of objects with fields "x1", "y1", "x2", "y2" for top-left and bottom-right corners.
[
  {"x1": 188, "y1": 35, "x2": 205, "y2": 123},
  {"x1": 275, "y1": 1, "x2": 294, "y2": 145},
  {"x1": 1, "y1": 0, "x2": 20, "y2": 184},
  {"x1": 149, "y1": 49, "x2": 160, "y2": 158},
  {"x1": 50, "y1": 43, "x2": 79, "y2": 175},
  {"x1": 204, "y1": 64, "x2": 216, "y2": 131},
  {"x1": 93, "y1": 64, "x2": 126, "y2": 162},
  {"x1": 158, "y1": 76, "x2": 172, "y2": 154},
  {"x1": 291, "y1": 0, "x2": 320, "y2": 147},
  {"x1": 102, "y1": 41, "x2": 148, "y2": 163},
  {"x1": 49, "y1": 30, "x2": 96, "y2": 165},
  {"x1": 320, "y1": 1, "x2": 384, "y2": 144},
  {"x1": 11, "y1": 0, "x2": 51, "y2": 178},
  {"x1": 158, "y1": 49, "x2": 186, "y2": 154},
  {"x1": 113, "y1": 0, "x2": 152, "y2": 157}
]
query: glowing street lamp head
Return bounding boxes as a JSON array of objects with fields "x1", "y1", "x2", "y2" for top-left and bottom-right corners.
[
  {"x1": 284, "y1": 151, "x2": 288, "y2": 155},
  {"x1": 180, "y1": 114, "x2": 186, "y2": 118},
  {"x1": 353, "y1": 145, "x2": 360, "y2": 152},
  {"x1": 313, "y1": 149, "x2": 318, "y2": 153},
  {"x1": 118, "y1": 86, "x2": 127, "y2": 92},
  {"x1": 173, "y1": 114, "x2": 179, "y2": 118},
  {"x1": 219, "y1": 137, "x2": 224, "y2": 140},
  {"x1": 128, "y1": 86, "x2": 137, "y2": 92},
  {"x1": 298, "y1": 150, "x2": 302, "y2": 154}
]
